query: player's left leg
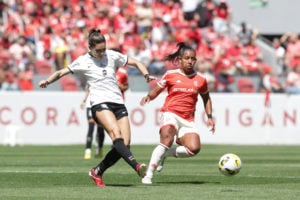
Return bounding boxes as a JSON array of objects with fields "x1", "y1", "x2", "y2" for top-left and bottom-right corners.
[
  {"x1": 95, "y1": 126, "x2": 105, "y2": 158},
  {"x1": 167, "y1": 133, "x2": 201, "y2": 157},
  {"x1": 157, "y1": 121, "x2": 201, "y2": 171}
]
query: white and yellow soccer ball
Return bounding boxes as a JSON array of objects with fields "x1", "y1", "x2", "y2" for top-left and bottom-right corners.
[{"x1": 218, "y1": 153, "x2": 242, "y2": 176}]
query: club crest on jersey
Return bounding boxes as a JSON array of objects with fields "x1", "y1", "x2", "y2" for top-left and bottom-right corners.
[{"x1": 194, "y1": 81, "x2": 198, "y2": 87}]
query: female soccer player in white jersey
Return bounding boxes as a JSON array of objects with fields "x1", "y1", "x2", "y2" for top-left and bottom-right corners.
[
  {"x1": 140, "y1": 42, "x2": 215, "y2": 184},
  {"x1": 39, "y1": 29, "x2": 155, "y2": 187}
]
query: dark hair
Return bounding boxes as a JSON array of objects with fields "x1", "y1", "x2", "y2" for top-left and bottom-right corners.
[
  {"x1": 88, "y1": 29, "x2": 106, "y2": 48},
  {"x1": 165, "y1": 42, "x2": 195, "y2": 62}
]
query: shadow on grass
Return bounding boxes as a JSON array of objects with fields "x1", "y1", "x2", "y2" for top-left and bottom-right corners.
[
  {"x1": 157, "y1": 180, "x2": 221, "y2": 185},
  {"x1": 105, "y1": 184, "x2": 135, "y2": 187}
]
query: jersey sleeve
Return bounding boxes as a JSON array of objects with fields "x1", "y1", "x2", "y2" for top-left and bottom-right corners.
[
  {"x1": 157, "y1": 73, "x2": 168, "y2": 89},
  {"x1": 110, "y1": 50, "x2": 128, "y2": 67},
  {"x1": 198, "y1": 76, "x2": 209, "y2": 94},
  {"x1": 68, "y1": 56, "x2": 84, "y2": 73}
]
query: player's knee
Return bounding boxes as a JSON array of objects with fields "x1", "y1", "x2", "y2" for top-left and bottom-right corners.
[
  {"x1": 160, "y1": 134, "x2": 174, "y2": 147},
  {"x1": 160, "y1": 126, "x2": 176, "y2": 147},
  {"x1": 109, "y1": 126, "x2": 122, "y2": 139},
  {"x1": 186, "y1": 145, "x2": 201, "y2": 156}
]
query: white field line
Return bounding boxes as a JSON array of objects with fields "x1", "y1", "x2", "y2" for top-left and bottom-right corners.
[{"x1": 0, "y1": 170, "x2": 299, "y2": 179}]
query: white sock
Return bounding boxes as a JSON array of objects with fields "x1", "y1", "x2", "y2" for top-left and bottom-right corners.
[
  {"x1": 145, "y1": 144, "x2": 168, "y2": 178},
  {"x1": 85, "y1": 148, "x2": 91, "y2": 153},
  {"x1": 165, "y1": 146, "x2": 194, "y2": 158}
]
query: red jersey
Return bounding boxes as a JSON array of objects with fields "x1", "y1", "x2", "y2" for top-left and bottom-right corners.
[{"x1": 158, "y1": 69, "x2": 208, "y2": 121}]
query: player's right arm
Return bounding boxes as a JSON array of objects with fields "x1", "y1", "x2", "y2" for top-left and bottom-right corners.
[
  {"x1": 39, "y1": 67, "x2": 72, "y2": 88},
  {"x1": 140, "y1": 84, "x2": 164, "y2": 106}
]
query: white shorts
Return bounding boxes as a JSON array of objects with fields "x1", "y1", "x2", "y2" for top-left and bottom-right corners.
[{"x1": 159, "y1": 112, "x2": 199, "y2": 138}]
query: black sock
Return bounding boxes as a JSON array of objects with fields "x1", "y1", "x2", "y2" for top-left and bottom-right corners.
[
  {"x1": 85, "y1": 122, "x2": 94, "y2": 149},
  {"x1": 95, "y1": 147, "x2": 121, "y2": 175},
  {"x1": 96, "y1": 126, "x2": 105, "y2": 148},
  {"x1": 113, "y1": 138, "x2": 138, "y2": 170}
]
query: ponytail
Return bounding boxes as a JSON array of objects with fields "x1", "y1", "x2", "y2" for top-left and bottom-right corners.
[
  {"x1": 88, "y1": 29, "x2": 106, "y2": 48},
  {"x1": 165, "y1": 42, "x2": 194, "y2": 62}
]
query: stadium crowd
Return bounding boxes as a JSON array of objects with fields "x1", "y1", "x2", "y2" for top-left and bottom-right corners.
[{"x1": 0, "y1": 0, "x2": 299, "y2": 94}]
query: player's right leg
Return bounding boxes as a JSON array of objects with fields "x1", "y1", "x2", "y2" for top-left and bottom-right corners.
[{"x1": 142, "y1": 144, "x2": 168, "y2": 184}]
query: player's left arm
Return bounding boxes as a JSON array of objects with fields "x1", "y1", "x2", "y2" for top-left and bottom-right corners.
[
  {"x1": 200, "y1": 91, "x2": 215, "y2": 134},
  {"x1": 127, "y1": 57, "x2": 156, "y2": 82}
]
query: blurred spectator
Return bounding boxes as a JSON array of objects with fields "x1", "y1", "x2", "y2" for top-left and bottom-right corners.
[
  {"x1": 8, "y1": 35, "x2": 33, "y2": 70},
  {"x1": 237, "y1": 22, "x2": 254, "y2": 46},
  {"x1": 0, "y1": 71, "x2": 20, "y2": 91},
  {"x1": 194, "y1": 0, "x2": 216, "y2": 28},
  {"x1": 196, "y1": 59, "x2": 216, "y2": 92},
  {"x1": 284, "y1": 33, "x2": 300, "y2": 69},
  {"x1": 243, "y1": 37, "x2": 261, "y2": 62},
  {"x1": 226, "y1": 36, "x2": 242, "y2": 63},
  {"x1": 285, "y1": 65, "x2": 300, "y2": 94},
  {"x1": 127, "y1": 43, "x2": 152, "y2": 75},
  {"x1": 135, "y1": 0, "x2": 154, "y2": 34},
  {"x1": 214, "y1": 47, "x2": 235, "y2": 92},
  {"x1": 18, "y1": 63, "x2": 34, "y2": 91},
  {"x1": 261, "y1": 66, "x2": 285, "y2": 93},
  {"x1": 272, "y1": 37, "x2": 286, "y2": 75},
  {"x1": 212, "y1": 0, "x2": 232, "y2": 33},
  {"x1": 180, "y1": 0, "x2": 201, "y2": 21}
]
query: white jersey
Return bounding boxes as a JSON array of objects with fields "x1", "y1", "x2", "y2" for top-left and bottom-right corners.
[
  {"x1": 68, "y1": 50, "x2": 128, "y2": 106},
  {"x1": 85, "y1": 94, "x2": 92, "y2": 109}
]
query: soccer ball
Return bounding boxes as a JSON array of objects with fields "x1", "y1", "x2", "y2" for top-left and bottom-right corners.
[{"x1": 218, "y1": 153, "x2": 242, "y2": 176}]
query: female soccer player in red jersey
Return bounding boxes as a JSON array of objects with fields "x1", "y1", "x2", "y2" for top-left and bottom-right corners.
[{"x1": 140, "y1": 42, "x2": 215, "y2": 184}]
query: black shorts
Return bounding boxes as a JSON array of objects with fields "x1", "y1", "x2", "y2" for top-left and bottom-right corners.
[
  {"x1": 86, "y1": 108, "x2": 93, "y2": 119},
  {"x1": 91, "y1": 102, "x2": 128, "y2": 124}
]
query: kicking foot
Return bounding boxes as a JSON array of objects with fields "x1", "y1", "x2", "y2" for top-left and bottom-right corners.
[
  {"x1": 89, "y1": 168, "x2": 105, "y2": 187},
  {"x1": 136, "y1": 163, "x2": 147, "y2": 178}
]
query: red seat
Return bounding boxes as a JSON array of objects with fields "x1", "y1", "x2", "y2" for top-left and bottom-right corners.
[
  {"x1": 34, "y1": 60, "x2": 52, "y2": 75},
  {"x1": 60, "y1": 76, "x2": 79, "y2": 91},
  {"x1": 237, "y1": 77, "x2": 255, "y2": 93}
]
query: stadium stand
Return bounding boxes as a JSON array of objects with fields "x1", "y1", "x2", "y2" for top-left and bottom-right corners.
[{"x1": 0, "y1": 0, "x2": 293, "y2": 94}]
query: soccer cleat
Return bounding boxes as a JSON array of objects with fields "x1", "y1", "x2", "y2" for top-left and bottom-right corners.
[
  {"x1": 89, "y1": 168, "x2": 106, "y2": 187},
  {"x1": 141, "y1": 176, "x2": 152, "y2": 184},
  {"x1": 156, "y1": 157, "x2": 166, "y2": 172},
  {"x1": 136, "y1": 163, "x2": 147, "y2": 178},
  {"x1": 84, "y1": 149, "x2": 92, "y2": 160},
  {"x1": 94, "y1": 148, "x2": 103, "y2": 158}
]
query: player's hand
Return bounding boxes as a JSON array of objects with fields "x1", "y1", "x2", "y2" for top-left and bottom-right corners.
[
  {"x1": 144, "y1": 74, "x2": 156, "y2": 83},
  {"x1": 80, "y1": 102, "x2": 86, "y2": 109},
  {"x1": 39, "y1": 80, "x2": 49, "y2": 88},
  {"x1": 207, "y1": 118, "x2": 215, "y2": 134},
  {"x1": 140, "y1": 95, "x2": 151, "y2": 106}
]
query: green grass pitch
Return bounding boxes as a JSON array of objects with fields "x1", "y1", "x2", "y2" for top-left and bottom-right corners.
[{"x1": 0, "y1": 144, "x2": 299, "y2": 200}]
